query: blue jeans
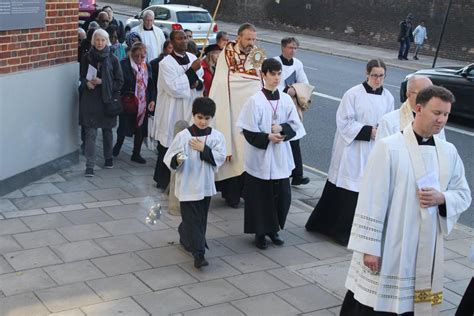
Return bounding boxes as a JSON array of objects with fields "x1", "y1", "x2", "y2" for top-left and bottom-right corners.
[{"x1": 398, "y1": 38, "x2": 410, "y2": 59}]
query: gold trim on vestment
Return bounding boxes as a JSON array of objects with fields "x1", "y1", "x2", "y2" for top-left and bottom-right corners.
[{"x1": 414, "y1": 289, "x2": 443, "y2": 305}]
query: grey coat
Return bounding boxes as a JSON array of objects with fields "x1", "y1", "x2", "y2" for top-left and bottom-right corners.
[{"x1": 79, "y1": 52, "x2": 124, "y2": 129}]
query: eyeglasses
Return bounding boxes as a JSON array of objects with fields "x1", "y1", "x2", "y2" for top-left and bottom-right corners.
[
  {"x1": 132, "y1": 54, "x2": 146, "y2": 59},
  {"x1": 369, "y1": 74, "x2": 385, "y2": 79}
]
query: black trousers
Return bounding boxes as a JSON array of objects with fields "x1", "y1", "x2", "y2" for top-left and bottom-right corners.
[
  {"x1": 456, "y1": 277, "x2": 474, "y2": 316},
  {"x1": 341, "y1": 291, "x2": 414, "y2": 316},
  {"x1": 115, "y1": 126, "x2": 145, "y2": 155},
  {"x1": 153, "y1": 142, "x2": 170, "y2": 190},
  {"x1": 290, "y1": 139, "x2": 303, "y2": 178},
  {"x1": 178, "y1": 197, "x2": 211, "y2": 257}
]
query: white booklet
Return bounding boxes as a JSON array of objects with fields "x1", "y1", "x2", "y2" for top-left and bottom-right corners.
[{"x1": 86, "y1": 65, "x2": 97, "y2": 81}]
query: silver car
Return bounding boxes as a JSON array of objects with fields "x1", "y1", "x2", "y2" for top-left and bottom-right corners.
[{"x1": 125, "y1": 4, "x2": 217, "y2": 48}]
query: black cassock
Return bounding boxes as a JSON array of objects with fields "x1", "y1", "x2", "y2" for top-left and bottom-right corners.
[
  {"x1": 241, "y1": 121, "x2": 294, "y2": 235},
  {"x1": 244, "y1": 173, "x2": 291, "y2": 235},
  {"x1": 305, "y1": 180, "x2": 358, "y2": 246},
  {"x1": 178, "y1": 197, "x2": 211, "y2": 257}
]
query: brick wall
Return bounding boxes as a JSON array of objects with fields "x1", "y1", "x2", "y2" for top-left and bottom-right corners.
[
  {"x1": 170, "y1": 0, "x2": 473, "y2": 62},
  {"x1": 0, "y1": 0, "x2": 78, "y2": 75}
]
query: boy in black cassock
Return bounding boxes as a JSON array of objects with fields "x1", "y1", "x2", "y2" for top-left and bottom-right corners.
[
  {"x1": 164, "y1": 97, "x2": 226, "y2": 268},
  {"x1": 237, "y1": 58, "x2": 304, "y2": 249}
]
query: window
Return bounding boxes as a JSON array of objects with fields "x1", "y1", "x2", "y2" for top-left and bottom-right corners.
[
  {"x1": 176, "y1": 11, "x2": 211, "y2": 23},
  {"x1": 154, "y1": 7, "x2": 170, "y2": 20}
]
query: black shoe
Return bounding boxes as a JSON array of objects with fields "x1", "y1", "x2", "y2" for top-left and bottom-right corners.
[
  {"x1": 267, "y1": 233, "x2": 285, "y2": 246},
  {"x1": 398, "y1": 56, "x2": 403, "y2": 60},
  {"x1": 255, "y1": 234, "x2": 268, "y2": 249},
  {"x1": 413, "y1": 56, "x2": 419, "y2": 60},
  {"x1": 226, "y1": 199, "x2": 239, "y2": 209},
  {"x1": 194, "y1": 254, "x2": 209, "y2": 268},
  {"x1": 131, "y1": 154, "x2": 147, "y2": 164},
  {"x1": 403, "y1": 57, "x2": 409, "y2": 60},
  {"x1": 112, "y1": 143, "x2": 121, "y2": 157},
  {"x1": 85, "y1": 168, "x2": 94, "y2": 177},
  {"x1": 291, "y1": 176, "x2": 310, "y2": 186},
  {"x1": 104, "y1": 159, "x2": 113, "y2": 169}
]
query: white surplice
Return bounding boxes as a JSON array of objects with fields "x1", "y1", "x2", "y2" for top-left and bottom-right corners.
[
  {"x1": 131, "y1": 25, "x2": 166, "y2": 62},
  {"x1": 209, "y1": 42, "x2": 263, "y2": 181},
  {"x1": 163, "y1": 128, "x2": 226, "y2": 202},
  {"x1": 274, "y1": 55, "x2": 309, "y2": 91},
  {"x1": 151, "y1": 53, "x2": 203, "y2": 148},
  {"x1": 274, "y1": 55, "x2": 309, "y2": 140},
  {"x1": 327, "y1": 84, "x2": 394, "y2": 192},
  {"x1": 376, "y1": 101, "x2": 446, "y2": 142},
  {"x1": 236, "y1": 91, "x2": 304, "y2": 180},
  {"x1": 346, "y1": 125, "x2": 471, "y2": 314}
]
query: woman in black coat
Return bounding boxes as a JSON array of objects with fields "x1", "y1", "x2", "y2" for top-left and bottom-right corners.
[
  {"x1": 79, "y1": 29, "x2": 123, "y2": 177},
  {"x1": 113, "y1": 42, "x2": 156, "y2": 163}
]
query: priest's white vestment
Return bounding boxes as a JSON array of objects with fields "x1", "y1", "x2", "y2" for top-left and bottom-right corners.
[
  {"x1": 346, "y1": 125, "x2": 471, "y2": 314},
  {"x1": 376, "y1": 101, "x2": 446, "y2": 142},
  {"x1": 209, "y1": 42, "x2": 263, "y2": 181},
  {"x1": 151, "y1": 53, "x2": 203, "y2": 148}
]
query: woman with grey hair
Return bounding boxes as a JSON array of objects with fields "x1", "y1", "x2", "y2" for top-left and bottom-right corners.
[{"x1": 79, "y1": 29, "x2": 124, "y2": 177}]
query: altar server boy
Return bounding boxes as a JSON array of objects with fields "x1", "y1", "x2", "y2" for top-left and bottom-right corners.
[
  {"x1": 164, "y1": 97, "x2": 226, "y2": 268},
  {"x1": 237, "y1": 58, "x2": 305, "y2": 249}
]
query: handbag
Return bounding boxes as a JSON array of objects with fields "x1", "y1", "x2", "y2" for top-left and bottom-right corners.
[
  {"x1": 104, "y1": 93, "x2": 122, "y2": 117},
  {"x1": 121, "y1": 92, "x2": 139, "y2": 114}
]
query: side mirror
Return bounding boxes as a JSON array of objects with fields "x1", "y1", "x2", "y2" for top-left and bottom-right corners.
[{"x1": 135, "y1": 14, "x2": 139, "y2": 19}]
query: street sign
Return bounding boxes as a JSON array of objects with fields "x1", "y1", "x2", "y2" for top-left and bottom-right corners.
[{"x1": 0, "y1": 0, "x2": 46, "y2": 31}]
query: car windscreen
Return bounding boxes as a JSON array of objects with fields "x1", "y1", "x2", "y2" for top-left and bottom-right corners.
[{"x1": 176, "y1": 11, "x2": 211, "y2": 23}]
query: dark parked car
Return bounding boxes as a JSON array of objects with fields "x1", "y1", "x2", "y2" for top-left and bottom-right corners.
[{"x1": 400, "y1": 63, "x2": 474, "y2": 121}]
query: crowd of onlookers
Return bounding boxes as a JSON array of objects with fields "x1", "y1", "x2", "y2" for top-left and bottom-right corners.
[{"x1": 77, "y1": 5, "x2": 229, "y2": 177}]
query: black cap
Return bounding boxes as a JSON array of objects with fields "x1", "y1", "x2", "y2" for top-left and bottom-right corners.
[{"x1": 204, "y1": 44, "x2": 221, "y2": 55}]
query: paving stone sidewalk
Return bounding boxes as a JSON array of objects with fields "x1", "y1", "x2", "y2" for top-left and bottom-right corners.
[{"x1": 0, "y1": 135, "x2": 473, "y2": 315}]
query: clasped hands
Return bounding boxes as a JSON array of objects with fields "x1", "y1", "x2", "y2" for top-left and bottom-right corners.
[
  {"x1": 86, "y1": 78, "x2": 102, "y2": 90},
  {"x1": 268, "y1": 124, "x2": 285, "y2": 144}
]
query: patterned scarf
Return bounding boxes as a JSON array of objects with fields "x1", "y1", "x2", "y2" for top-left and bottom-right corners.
[{"x1": 130, "y1": 59, "x2": 148, "y2": 127}]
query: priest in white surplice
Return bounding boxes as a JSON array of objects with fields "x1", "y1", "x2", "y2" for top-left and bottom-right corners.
[
  {"x1": 209, "y1": 23, "x2": 263, "y2": 208},
  {"x1": 376, "y1": 75, "x2": 446, "y2": 142},
  {"x1": 151, "y1": 30, "x2": 203, "y2": 190},
  {"x1": 305, "y1": 59, "x2": 394, "y2": 245},
  {"x1": 130, "y1": 10, "x2": 166, "y2": 62},
  {"x1": 341, "y1": 86, "x2": 471, "y2": 316}
]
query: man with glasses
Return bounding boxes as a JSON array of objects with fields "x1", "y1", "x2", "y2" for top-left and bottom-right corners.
[
  {"x1": 376, "y1": 75, "x2": 445, "y2": 141},
  {"x1": 274, "y1": 37, "x2": 310, "y2": 186},
  {"x1": 96, "y1": 11, "x2": 110, "y2": 29}
]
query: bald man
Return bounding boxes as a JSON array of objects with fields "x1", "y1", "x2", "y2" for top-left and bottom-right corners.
[
  {"x1": 376, "y1": 75, "x2": 446, "y2": 141},
  {"x1": 96, "y1": 11, "x2": 110, "y2": 29}
]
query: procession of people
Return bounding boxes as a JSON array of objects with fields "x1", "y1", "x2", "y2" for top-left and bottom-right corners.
[{"x1": 77, "y1": 6, "x2": 472, "y2": 314}]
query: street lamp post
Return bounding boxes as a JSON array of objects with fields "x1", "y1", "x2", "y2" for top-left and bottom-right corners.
[{"x1": 432, "y1": 0, "x2": 452, "y2": 68}]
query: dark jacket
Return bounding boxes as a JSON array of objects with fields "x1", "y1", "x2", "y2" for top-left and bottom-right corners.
[
  {"x1": 110, "y1": 18, "x2": 126, "y2": 44},
  {"x1": 117, "y1": 58, "x2": 156, "y2": 136},
  {"x1": 398, "y1": 20, "x2": 414, "y2": 42},
  {"x1": 79, "y1": 51, "x2": 123, "y2": 129}
]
